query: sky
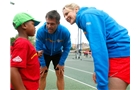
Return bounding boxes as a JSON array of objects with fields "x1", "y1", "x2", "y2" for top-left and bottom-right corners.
[
  {"x1": 9, "y1": 0, "x2": 138, "y2": 44},
  {"x1": 0, "y1": 0, "x2": 140, "y2": 89}
]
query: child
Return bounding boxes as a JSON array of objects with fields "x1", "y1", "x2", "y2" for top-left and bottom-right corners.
[{"x1": 10, "y1": 12, "x2": 40, "y2": 90}]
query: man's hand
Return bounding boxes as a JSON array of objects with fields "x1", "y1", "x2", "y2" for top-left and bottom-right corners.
[
  {"x1": 40, "y1": 66, "x2": 48, "y2": 76},
  {"x1": 37, "y1": 50, "x2": 43, "y2": 57},
  {"x1": 93, "y1": 72, "x2": 97, "y2": 84},
  {"x1": 56, "y1": 64, "x2": 64, "y2": 75}
]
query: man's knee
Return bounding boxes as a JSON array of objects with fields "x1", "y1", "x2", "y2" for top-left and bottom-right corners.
[
  {"x1": 40, "y1": 72, "x2": 48, "y2": 79},
  {"x1": 55, "y1": 71, "x2": 64, "y2": 78}
]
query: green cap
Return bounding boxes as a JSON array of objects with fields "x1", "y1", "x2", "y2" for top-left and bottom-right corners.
[{"x1": 13, "y1": 12, "x2": 40, "y2": 29}]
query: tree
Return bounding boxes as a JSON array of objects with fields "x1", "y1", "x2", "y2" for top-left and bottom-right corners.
[
  {"x1": 10, "y1": 37, "x2": 16, "y2": 45},
  {"x1": 70, "y1": 47, "x2": 74, "y2": 50},
  {"x1": 10, "y1": 35, "x2": 18, "y2": 45},
  {"x1": 28, "y1": 36, "x2": 35, "y2": 46}
]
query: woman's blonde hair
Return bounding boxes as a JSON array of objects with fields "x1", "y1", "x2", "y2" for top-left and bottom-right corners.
[{"x1": 63, "y1": 3, "x2": 80, "y2": 10}]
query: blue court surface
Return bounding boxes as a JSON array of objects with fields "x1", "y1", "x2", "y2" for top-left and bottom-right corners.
[{"x1": 45, "y1": 53, "x2": 130, "y2": 90}]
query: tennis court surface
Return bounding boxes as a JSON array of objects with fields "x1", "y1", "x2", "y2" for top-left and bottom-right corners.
[{"x1": 45, "y1": 53, "x2": 130, "y2": 90}]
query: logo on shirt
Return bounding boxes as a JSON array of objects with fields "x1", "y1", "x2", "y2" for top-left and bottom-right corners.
[{"x1": 12, "y1": 56, "x2": 22, "y2": 62}]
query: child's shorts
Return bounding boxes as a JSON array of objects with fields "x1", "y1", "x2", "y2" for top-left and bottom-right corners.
[{"x1": 109, "y1": 57, "x2": 130, "y2": 84}]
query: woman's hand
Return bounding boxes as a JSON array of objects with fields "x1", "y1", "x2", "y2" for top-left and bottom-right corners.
[{"x1": 93, "y1": 72, "x2": 97, "y2": 84}]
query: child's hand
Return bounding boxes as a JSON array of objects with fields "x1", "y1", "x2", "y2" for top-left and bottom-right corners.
[{"x1": 37, "y1": 50, "x2": 43, "y2": 57}]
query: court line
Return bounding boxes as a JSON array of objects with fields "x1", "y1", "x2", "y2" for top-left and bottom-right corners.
[
  {"x1": 65, "y1": 66, "x2": 93, "y2": 75},
  {"x1": 49, "y1": 69, "x2": 97, "y2": 89}
]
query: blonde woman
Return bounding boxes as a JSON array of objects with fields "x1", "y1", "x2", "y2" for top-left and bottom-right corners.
[{"x1": 62, "y1": 3, "x2": 130, "y2": 90}]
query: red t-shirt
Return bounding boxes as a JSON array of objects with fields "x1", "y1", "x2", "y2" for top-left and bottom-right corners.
[{"x1": 11, "y1": 38, "x2": 40, "y2": 90}]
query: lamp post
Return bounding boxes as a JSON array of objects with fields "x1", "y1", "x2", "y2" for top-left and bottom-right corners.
[{"x1": 10, "y1": 1, "x2": 15, "y2": 5}]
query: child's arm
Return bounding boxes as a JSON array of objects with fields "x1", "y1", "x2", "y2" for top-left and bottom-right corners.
[{"x1": 11, "y1": 67, "x2": 26, "y2": 90}]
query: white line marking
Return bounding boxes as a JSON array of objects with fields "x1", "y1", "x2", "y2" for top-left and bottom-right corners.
[
  {"x1": 65, "y1": 66, "x2": 93, "y2": 75},
  {"x1": 66, "y1": 60, "x2": 78, "y2": 61},
  {"x1": 49, "y1": 69, "x2": 97, "y2": 89}
]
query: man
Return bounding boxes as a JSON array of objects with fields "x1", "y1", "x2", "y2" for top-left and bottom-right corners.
[{"x1": 35, "y1": 10, "x2": 71, "y2": 90}]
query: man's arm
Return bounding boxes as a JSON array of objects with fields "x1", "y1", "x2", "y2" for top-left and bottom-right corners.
[
  {"x1": 35, "y1": 29, "x2": 46, "y2": 67},
  {"x1": 59, "y1": 30, "x2": 71, "y2": 66},
  {"x1": 11, "y1": 67, "x2": 26, "y2": 90}
]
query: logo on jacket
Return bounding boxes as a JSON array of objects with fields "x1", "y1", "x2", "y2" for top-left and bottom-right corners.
[
  {"x1": 46, "y1": 38, "x2": 63, "y2": 43},
  {"x1": 86, "y1": 22, "x2": 91, "y2": 25},
  {"x1": 57, "y1": 39, "x2": 63, "y2": 43},
  {"x1": 46, "y1": 38, "x2": 54, "y2": 42}
]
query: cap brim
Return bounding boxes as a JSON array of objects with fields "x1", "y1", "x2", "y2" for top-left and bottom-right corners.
[{"x1": 34, "y1": 20, "x2": 40, "y2": 26}]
